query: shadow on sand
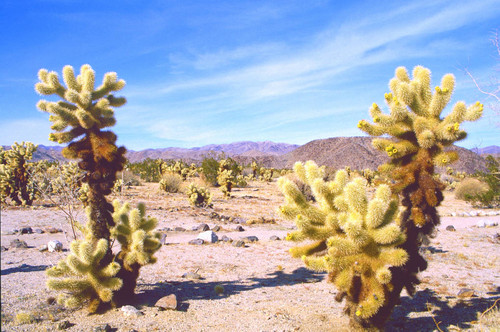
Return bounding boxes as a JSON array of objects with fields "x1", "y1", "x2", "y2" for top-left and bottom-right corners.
[{"x1": 1, "y1": 263, "x2": 50, "y2": 276}]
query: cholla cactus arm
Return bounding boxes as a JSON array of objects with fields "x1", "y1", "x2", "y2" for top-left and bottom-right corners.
[
  {"x1": 111, "y1": 201, "x2": 161, "y2": 269},
  {"x1": 186, "y1": 183, "x2": 212, "y2": 207},
  {"x1": 46, "y1": 238, "x2": 122, "y2": 312}
]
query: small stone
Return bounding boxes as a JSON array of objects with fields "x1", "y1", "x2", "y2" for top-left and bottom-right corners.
[
  {"x1": 269, "y1": 235, "x2": 280, "y2": 241},
  {"x1": 39, "y1": 244, "x2": 48, "y2": 252},
  {"x1": 93, "y1": 323, "x2": 112, "y2": 332},
  {"x1": 232, "y1": 240, "x2": 245, "y2": 247},
  {"x1": 155, "y1": 294, "x2": 177, "y2": 310},
  {"x1": 189, "y1": 238, "x2": 204, "y2": 245},
  {"x1": 451, "y1": 212, "x2": 457, "y2": 217},
  {"x1": 1, "y1": 246, "x2": 8, "y2": 252},
  {"x1": 183, "y1": 272, "x2": 202, "y2": 280},
  {"x1": 476, "y1": 220, "x2": 487, "y2": 228},
  {"x1": 469, "y1": 211, "x2": 478, "y2": 217},
  {"x1": 194, "y1": 223, "x2": 210, "y2": 231},
  {"x1": 2, "y1": 230, "x2": 17, "y2": 235},
  {"x1": 20, "y1": 227, "x2": 33, "y2": 234},
  {"x1": 234, "y1": 225, "x2": 245, "y2": 232},
  {"x1": 35, "y1": 228, "x2": 44, "y2": 234},
  {"x1": 174, "y1": 226, "x2": 186, "y2": 232},
  {"x1": 159, "y1": 233, "x2": 167, "y2": 245},
  {"x1": 197, "y1": 231, "x2": 218, "y2": 243},
  {"x1": 241, "y1": 236, "x2": 259, "y2": 243},
  {"x1": 121, "y1": 305, "x2": 143, "y2": 317},
  {"x1": 209, "y1": 212, "x2": 220, "y2": 219},
  {"x1": 445, "y1": 225, "x2": 456, "y2": 232},
  {"x1": 211, "y1": 225, "x2": 221, "y2": 232},
  {"x1": 9, "y1": 239, "x2": 28, "y2": 249},
  {"x1": 485, "y1": 220, "x2": 498, "y2": 227},
  {"x1": 45, "y1": 227, "x2": 60, "y2": 234},
  {"x1": 221, "y1": 235, "x2": 232, "y2": 242},
  {"x1": 457, "y1": 288, "x2": 474, "y2": 298},
  {"x1": 57, "y1": 320, "x2": 73, "y2": 330},
  {"x1": 48, "y1": 240, "x2": 63, "y2": 252}
]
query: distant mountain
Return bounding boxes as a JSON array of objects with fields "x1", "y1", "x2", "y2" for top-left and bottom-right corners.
[
  {"x1": 471, "y1": 145, "x2": 500, "y2": 156},
  {"x1": 4, "y1": 139, "x2": 492, "y2": 174}
]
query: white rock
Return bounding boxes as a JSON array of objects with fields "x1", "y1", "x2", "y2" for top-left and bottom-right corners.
[
  {"x1": 451, "y1": 212, "x2": 457, "y2": 217},
  {"x1": 469, "y1": 211, "x2": 478, "y2": 217},
  {"x1": 485, "y1": 220, "x2": 498, "y2": 227},
  {"x1": 47, "y1": 240, "x2": 63, "y2": 252},
  {"x1": 476, "y1": 220, "x2": 487, "y2": 228},
  {"x1": 121, "y1": 305, "x2": 143, "y2": 317},
  {"x1": 197, "y1": 230, "x2": 218, "y2": 243}
]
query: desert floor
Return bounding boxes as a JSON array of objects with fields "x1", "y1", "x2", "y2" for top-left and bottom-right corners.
[{"x1": 1, "y1": 180, "x2": 499, "y2": 332}]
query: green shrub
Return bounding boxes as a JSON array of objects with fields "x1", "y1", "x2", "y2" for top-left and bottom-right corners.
[
  {"x1": 159, "y1": 172, "x2": 183, "y2": 193},
  {"x1": 455, "y1": 178, "x2": 489, "y2": 200},
  {"x1": 201, "y1": 155, "x2": 220, "y2": 186}
]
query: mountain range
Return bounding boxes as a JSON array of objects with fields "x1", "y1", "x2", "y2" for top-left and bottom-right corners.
[{"x1": 3, "y1": 138, "x2": 497, "y2": 174}]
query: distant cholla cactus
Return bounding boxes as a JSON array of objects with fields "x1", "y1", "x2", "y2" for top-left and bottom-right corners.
[
  {"x1": 111, "y1": 201, "x2": 161, "y2": 304},
  {"x1": 0, "y1": 142, "x2": 38, "y2": 206},
  {"x1": 46, "y1": 238, "x2": 122, "y2": 312},
  {"x1": 358, "y1": 66, "x2": 482, "y2": 228},
  {"x1": 186, "y1": 183, "x2": 212, "y2": 207},
  {"x1": 217, "y1": 159, "x2": 237, "y2": 197},
  {"x1": 279, "y1": 161, "x2": 407, "y2": 323}
]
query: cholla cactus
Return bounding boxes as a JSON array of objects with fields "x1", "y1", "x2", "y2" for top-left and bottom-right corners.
[
  {"x1": 46, "y1": 238, "x2": 122, "y2": 313},
  {"x1": 111, "y1": 201, "x2": 161, "y2": 304},
  {"x1": 0, "y1": 142, "x2": 38, "y2": 205},
  {"x1": 186, "y1": 183, "x2": 212, "y2": 207},
  {"x1": 217, "y1": 159, "x2": 237, "y2": 197},
  {"x1": 279, "y1": 161, "x2": 407, "y2": 327}
]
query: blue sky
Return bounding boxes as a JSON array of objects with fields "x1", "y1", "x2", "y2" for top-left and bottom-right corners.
[{"x1": 1, "y1": 0, "x2": 499, "y2": 151}]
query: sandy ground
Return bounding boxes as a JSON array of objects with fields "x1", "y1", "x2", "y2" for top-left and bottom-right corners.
[{"x1": 1, "y1": 181, "x2": 499, "y2": 332}]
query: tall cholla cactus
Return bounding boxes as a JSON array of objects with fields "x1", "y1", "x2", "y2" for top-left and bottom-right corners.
[
  {"x1": 358, "y1": 66, "x2": 483, "y2": 229},
  {"x1": 111, "y1": 201, "x2": 161, "y2": 304},
  {"x1": 35, "y1": 64, "x2": 127, "y2": 243},
  {"x1": 355, "y1": 66, "x2": 483, "y2": 328},
  {"x1": 0, "y1": 142, "x2": 38, "y2": 206},
  {"x1": 217, "y1": 159, "x2": 235, "y2": 198},
  {"x1": 45, "y1": 238, "x2": 122, "y2": 313},
  {"x1": 279, "y1": 161, "x2": 407, "y2": 328}
]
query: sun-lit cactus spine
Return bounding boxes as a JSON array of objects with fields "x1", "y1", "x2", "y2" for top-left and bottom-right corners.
[
  {"x1": 111, "y1": 201, "x2": 161, "y2": 304},
  {"x1": 217, "y1": 159, "x2": 237, "y2": 197},
  {"x1": 45, "y1": 238, "x2": 122, "y2": 313},
  {"x1": 279, "y1": 161, "x2": 407, "y2": 328},
  {"x1": 186, "y1": 183, "x2": 212, "y2": 207},
  {"x1": 0, "y1": 142, "x2": 38, "y2": 205}
]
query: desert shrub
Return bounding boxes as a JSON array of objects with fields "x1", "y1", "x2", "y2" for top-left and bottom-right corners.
[
  {"x1": 159, "y1": 172, "x2": 183, "y2": 193},
  {"x1": 455, "y1": 178, "x2": 489, "y2": 200},
  {"x1": 121, "y1": 169, "x2": 141, "y2": 186},
  {"x1": 201, "y1": 155, "x2": 220, "y2": 186},
  {"x1": 186, "y1": 183, "x2": 212, "y2": 207},
  {"x1": 127, "y1": 158, "x2": 164, "y2": 182}
]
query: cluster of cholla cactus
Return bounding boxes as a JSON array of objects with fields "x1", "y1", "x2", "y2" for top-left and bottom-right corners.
[
  {"x1": 161, "y1": 160, "x2": 198, "y2": 180},
  {"x1": 37, "y1": 64, "x2": 159, "y2": 312},
  {"x1": 0, "y1": 142, "x2": 38, "y2": 206},
  {"x1": 217, "y1": 159, "x2": 239, "y2": 197},
  {"x1": 279, "y1": 161, "x2": 407, "y2": 327},
  {"x1": 354, "y1": 65, "x2": 482, "y2": 327},
  {"x1": 186, "y1": 183, "x2": 212, "y2": 207}
]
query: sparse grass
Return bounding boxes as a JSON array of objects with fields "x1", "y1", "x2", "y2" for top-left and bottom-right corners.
[{"x1": 14, "y1": 311, "x2": 36, "y2": 325}]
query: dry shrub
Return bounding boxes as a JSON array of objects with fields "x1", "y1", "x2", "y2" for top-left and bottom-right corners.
[
  {"x1": 455, "y1": 178, "x2": 489, "y2": 200},
  {"x1": 159, "y1": 172, "x2": 183, "y2": 193}
]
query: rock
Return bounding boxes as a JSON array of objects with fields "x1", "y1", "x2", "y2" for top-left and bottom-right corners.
[
  {"x1": 155, "y1": 294, "x2": 177, "y2": 310},
  {"x1": 469, "y1": 211, "x2": 478, "y2": 217},
  {"x1": 45, "y1": 227, "x2": 61, "y2": 234},
  {"x1": 1, "y1": 245, "x2": 8, "y2": 252},
  {"x1": 232, "y1": 240, "x2": 245, "y2": 247},
  {"x1": 20, "y1": 227, "x2": 33, "y2": 234},
  {"x1": 221, "y1": 235, "x2": 232, "y2": 242},
  {"x1": 451, "y1": 212, "x2": 457, "y2": 217},
  {"x1": 121, "y1": 305, "x2": 143, "y2": 317},
  {"x1": 445, "y1": 225, "x2": 456, "y2": 232},
  {"x1": 211, "y1": 225, "x2": 221, "y2": 232},
  {"x1": 57, "y1": 320, "x2": 73, "y2": 330},
  {"x1": 35, "y1": 228, "x2": 44, "y2": 234},
  {"x1": 194, "y1": 223, "x2": 210, "y2": 231},
  {"x1": 159, "y1": 233, "x2": 167, "y2": 245},
  {"x1": 93, "y1": 324, "x2": 112, "y2": 332},
  {"x1": 183, "y1": 272, "x2": 202, "y2": 280},
  {"x1": 485, "y1": 220, "x2": 498, "y2": 227},
  {"x1": 174, "y1": 227, "x2": 186, "y2": 232},
  {"x1": 10, "y1": 239, "x2": 28, "y2": 249},
  {"x1": 189, "y1": 238, "x2": 204, "y2": 245},
  {"x1": 209, "y1": 212, "x2": 220, "y2": 219},
  {"x1": 457, "y1": 288, "x2": 475, "y2": 298},
  {"x1": 39, "y1": 244, "x2": 48, "y2": 252},
  {"x1": 477, "y1": 220, "x2": 487, "y2": 228},
  {"x1": 269, "y1": 235, "x2": 281, "y2": 241},
  {"x1": 197, "y1": 231, "x2": 218, "y2": 243},
  {"x1": 2, "y1": 230, "x2": 17, "y2": 235},
  {"x1": 48, "y1": 240, "x2": 63, "y2": 252},
  {"x1": 241, "y1": 236, "x2": 259, "y2": 243},
  {"x1": 234, "y1": 225, "x2": 245, "y2": 232}
]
